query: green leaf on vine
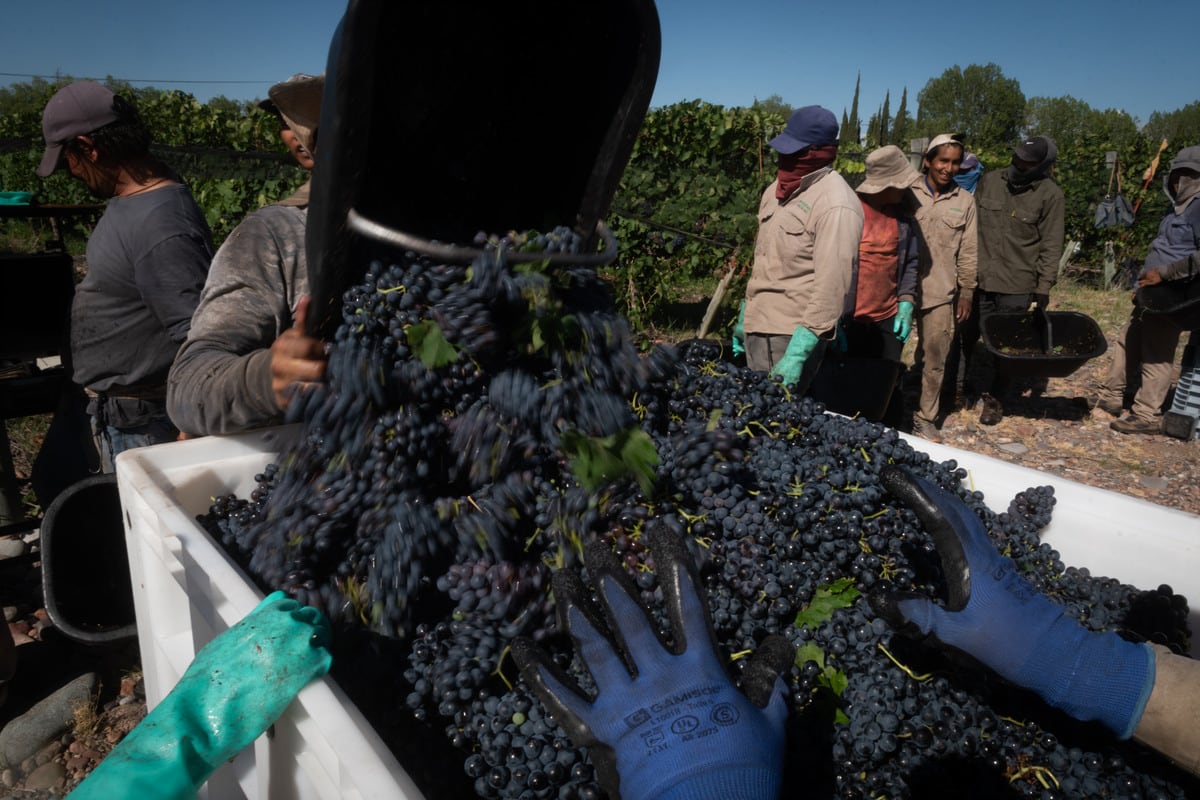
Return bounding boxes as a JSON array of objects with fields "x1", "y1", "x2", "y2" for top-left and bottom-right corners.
[
  {"x1": 794, "y1": 578, "x2": 860, "y2": 630},
  {"x1": 405, "y1": 321, "x2": 459, "y2": 369},
  {"x1": 560, "y1": 427, "x2": 658, "y2": 496}
]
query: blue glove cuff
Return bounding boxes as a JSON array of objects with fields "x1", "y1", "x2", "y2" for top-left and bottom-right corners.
[
  {"x1": 1019, "y1": 622, "x2": 1155, "y2": 738},
  {"x1": 656, "y1": 765, "x2": 782, "y2": 800}
]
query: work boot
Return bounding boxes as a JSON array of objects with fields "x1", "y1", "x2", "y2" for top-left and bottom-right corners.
[
  {"x1": 911, "y1": 417, "x2": 943, "y2": 442},
  {"x1": 1110, "y1": 415, "x2": 1160, "y2": 435},
  {"x1": 979, "y1": 393, "x2": 1003, "y2": 426},
  {"x1": 1087, "y1": 394, "x2": 1123, "y2": 417}
]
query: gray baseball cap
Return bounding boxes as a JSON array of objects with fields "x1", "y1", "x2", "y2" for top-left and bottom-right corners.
[{"x1": 37, "y1": 81, "x2": 120, "y2": 177}]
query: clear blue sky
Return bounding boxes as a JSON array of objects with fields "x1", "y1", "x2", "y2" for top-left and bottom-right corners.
[{"x1": 2, "y1": 0, "x2": 1195, "y2": 128}]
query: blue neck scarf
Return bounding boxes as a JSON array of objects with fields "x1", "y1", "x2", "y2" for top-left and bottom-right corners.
[{"x1": 954, "y1": 165, "x2": 982, "y2": 193}]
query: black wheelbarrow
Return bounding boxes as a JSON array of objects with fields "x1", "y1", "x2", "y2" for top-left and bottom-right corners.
[
  {"x1": 304, "y1": 0, "x2": 662, "y2": 341},
  {"x1": 981, "y1": 311, "x2": 1108, "y2": 378},
  {"x1": 39, "y1": 474, "x2": 138, "y2": 644},
  {"x1": 1137, "y1": 277, "x2": 1200, "y2": 331}
]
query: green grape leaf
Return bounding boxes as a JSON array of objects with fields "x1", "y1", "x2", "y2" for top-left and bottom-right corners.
[
  {"x1": 560, "y1": 427, "x2": 659, "y2": 495},
  {"x1": 406, "y1": 321, "x2": 459, "y2": 368},
  {"x1": 826, "y1": 668, "x2": 849, "y2": 697},
  {"x1": 794, "y1": 578, "x2": 860, "y2": 630},
  {"x1": 794, "y1": 641, "x2": 826, "y2": 670}
]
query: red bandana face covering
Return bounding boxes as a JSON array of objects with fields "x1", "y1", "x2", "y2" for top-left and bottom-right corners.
[{"x1": 776, "y1": 144, "x2": 839, "y2": 200}]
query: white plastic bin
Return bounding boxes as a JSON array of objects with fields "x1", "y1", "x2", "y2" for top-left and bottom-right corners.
[
  {"x1": 115, "y1": 425, "x2": 1200, "y2": 798},
  {"x1": 115, "y1": 425, "x2": 424, "y2": 800}
]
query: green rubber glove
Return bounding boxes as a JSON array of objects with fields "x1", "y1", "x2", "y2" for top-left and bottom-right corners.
[
  {"x1": 835, "y1": 320, "x2": 849, "y2": 353},
  {"x1": 769, "y1": 326, "x2": 820, "y2": 386},
  {"x1": 893, "y1": 300, "x2": 914, "y2": 343},
  {"x1": 731, "y1": 300, "x2": 746, "y2": 358},
  {"x1": 68, "y1": 592, "x2": 332, "y2": 800}
]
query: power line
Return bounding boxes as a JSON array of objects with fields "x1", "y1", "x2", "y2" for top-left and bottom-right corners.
[{"x1": 0, "y1": 71, "x2": 271, "y2": 87}]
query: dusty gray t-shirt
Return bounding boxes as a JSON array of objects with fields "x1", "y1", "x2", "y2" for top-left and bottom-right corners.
[
  {"x1": 167, "y1": 204, "x2": 308, "y2": 435},
  {"x1": 70, "y1": 182, "x2": 213, "y2": 392}
]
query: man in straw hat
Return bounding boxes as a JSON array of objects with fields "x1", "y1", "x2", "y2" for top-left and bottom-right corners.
[
  {"x1": 168, "y1": 74, "x2": 327, "y2": 436},
  {"x1": 844, "y1": 145, "x2": 921, "y2": 362},
  {"x1": 909, "y1": 133, "x2": 977, "y2": 440}
]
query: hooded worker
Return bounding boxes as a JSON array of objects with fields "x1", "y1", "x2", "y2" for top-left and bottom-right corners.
[{"x1": 967, "y1": 134, "x2": 1065, "y2": 426}]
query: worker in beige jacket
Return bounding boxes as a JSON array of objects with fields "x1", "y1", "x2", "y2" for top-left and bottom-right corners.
[
  {"x1": 735, "y1": 106, "x2": 863, "y2": 395},
  {"x1": 908, "y1": 133, "x2": 977, "y2": 440}
]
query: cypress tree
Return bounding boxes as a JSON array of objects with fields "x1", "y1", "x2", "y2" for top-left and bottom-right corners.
[
  {"x1": 845, "y1": 72, "x2": 861, "y2": 146},
  {"x1": 891, "y1": 87, "x2": 910, "y2": 148}
]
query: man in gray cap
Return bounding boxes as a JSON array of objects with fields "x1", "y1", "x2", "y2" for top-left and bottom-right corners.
[
  {"x1": 966, "y1": 135, "x2": 1064, "y2": 425},
  {"x1": 734, "y1": 105, "x2": 863, "y2": 394},
  {"x1": 909, "y1": 133, "x2": 977, "y2": 440},
  {"x1": 37, "y1": 81, "x2": 213, "y2": 470},
  {"x1": 168, "y1": 74, "x2": 327, "y2": 436}
]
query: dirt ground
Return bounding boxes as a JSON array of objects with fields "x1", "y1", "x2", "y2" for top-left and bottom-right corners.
[{"x1": 901, "y1": 315, "x2": 1199, "y2": 519}]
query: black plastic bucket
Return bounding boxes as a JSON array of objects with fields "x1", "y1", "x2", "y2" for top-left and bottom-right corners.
[
  {"x1": 809, "y1": 355, "x2": 902, "y2": 422},
  {"x1": 39, "y1": 474, "x2": 137, "y2": 644}
]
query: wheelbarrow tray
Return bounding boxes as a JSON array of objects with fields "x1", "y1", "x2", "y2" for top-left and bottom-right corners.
[
  {"x1": 1137, "y1": 277, "x2": 1200, "y2": 331},
  {"x1": 981, "y1": 311, "x2": 1107, "y2": 378}
]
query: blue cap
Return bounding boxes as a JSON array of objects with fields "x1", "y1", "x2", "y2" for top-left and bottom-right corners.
[{"x1": 768, "y1": 105, "x2": 838, "y2": 154}]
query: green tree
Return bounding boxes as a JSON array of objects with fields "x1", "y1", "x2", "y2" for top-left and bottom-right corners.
[
  {"x1": 890, "y1": 87, "x2": 912, "y2": 149},
  {"x1": 1144, "y1": 101, "x2": 1200, "y2": 150},
  {"x1": 844, "y1": 72, "x2": 861, "y2": 146},
  {"x1": 879, "y1": 91, "x2": 890, "y2": 146},
  {"x1": 1024, "y1": 96, "x2": 1139, "y2": 151},
  {"x1": 751, "y1": 94, "x2": 790, "y2": 118},
  {"x1": 916, "y1": 63, "x2": 1025, "y2": 149}
]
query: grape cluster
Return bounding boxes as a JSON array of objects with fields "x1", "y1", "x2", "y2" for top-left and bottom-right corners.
[{"x1": 200, "y1": 230, "x2": 1196, "y2": 800}]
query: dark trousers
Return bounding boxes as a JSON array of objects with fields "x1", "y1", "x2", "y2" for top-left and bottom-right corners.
[{"x1": 960, "y1": 291, "x2": 1033, "y2": 399}]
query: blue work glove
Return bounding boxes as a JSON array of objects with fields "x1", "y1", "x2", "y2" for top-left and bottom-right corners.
[
  {"x1": 835, "y1": 320, "x2": 849, "y2": 353},
  {"x1": 893, "y1": 300, "x2": 914, "y2": 343},
  {"x1": 769, "y1": 325, "x2": 820, "y2": 387},
  {"x1": 731, "y1": 300, "x2": 746, "y2": 358},
  {"x1": 513, "y1": 520, "x2": 792, "y2": 800},
  {"x1": 69, "y1": 591, "x2": 332, "y2": 800},
  {"x1": 869, "y1": 467, "x2": 1154, "y2": 738}
]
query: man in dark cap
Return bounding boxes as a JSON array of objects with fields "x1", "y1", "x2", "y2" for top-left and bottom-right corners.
[
  {"x1": 168, "y1": 74, "x2": 327, "y2": 436},
  {"x1": 37, "y1": 81, "x2": 213, "y2": 470},
  {"x1": 964, "y1": 135, "x2": 1064, "y2": 425},
  {"x1": 735, "y1": 105, "x2": 863, "y2": 394}
]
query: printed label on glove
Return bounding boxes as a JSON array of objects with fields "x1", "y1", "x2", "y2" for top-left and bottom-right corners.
[{"x1": 623, "y1": 681, "x2": 736, "y2": 754}]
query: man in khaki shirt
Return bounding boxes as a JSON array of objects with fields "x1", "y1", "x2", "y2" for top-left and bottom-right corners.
[
  {"x1": 739, "y1": 106, "x2": 863, "y2": 395},
  {"x1": 909, "y1": 134, "x2": 977, "y2": 439}
]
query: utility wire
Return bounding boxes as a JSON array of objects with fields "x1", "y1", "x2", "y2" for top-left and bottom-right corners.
[{"x1": 0, "y1": 71, "x2": 272, "y2": 88}]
